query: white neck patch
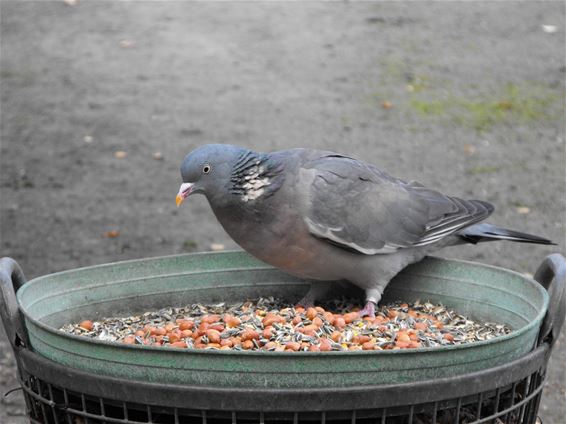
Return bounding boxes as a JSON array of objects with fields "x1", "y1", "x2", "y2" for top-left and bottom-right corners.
[{"x1": 241, "y1": 166, "x2": 271, "y2": 202}]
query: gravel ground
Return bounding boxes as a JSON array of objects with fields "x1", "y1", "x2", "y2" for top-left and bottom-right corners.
[{"x1": 1, "y1": 1, "x2": 564, "y2": 423}]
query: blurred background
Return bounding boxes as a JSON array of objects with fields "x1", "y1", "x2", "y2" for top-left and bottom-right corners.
[{"x1": 1, "y1": 1, "x2": 564, "y2": 422}]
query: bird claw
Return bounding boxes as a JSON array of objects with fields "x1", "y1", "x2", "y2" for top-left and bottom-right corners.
[{"x1": 359, "y1": 301, "x2": 377, "y2": 318}]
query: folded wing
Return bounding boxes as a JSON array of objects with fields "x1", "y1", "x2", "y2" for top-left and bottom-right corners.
[{"x1": 303, "y1": 154, "x2": 493, "y2": 254}]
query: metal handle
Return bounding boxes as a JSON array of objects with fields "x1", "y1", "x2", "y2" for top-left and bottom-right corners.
[
  {"x1": 534, "y1": 253, "x2": 566, "y2": 347},
  {"x1": 0, "y1": 257, "x2": 29, "y2": 349}
]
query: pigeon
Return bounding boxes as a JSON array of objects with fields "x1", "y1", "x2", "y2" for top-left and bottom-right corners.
[{"x1": 176, "y1": 144, "x2": 554, "y2": 317}]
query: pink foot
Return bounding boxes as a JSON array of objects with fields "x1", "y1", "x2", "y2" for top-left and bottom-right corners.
[{"x1": 359, "y1": 301, "x2": 376, "y2": 318}]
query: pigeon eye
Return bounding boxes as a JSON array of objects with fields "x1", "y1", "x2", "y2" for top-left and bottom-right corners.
[{"x1": 202, "y1": 164, "x2": 211, "y2": 174}]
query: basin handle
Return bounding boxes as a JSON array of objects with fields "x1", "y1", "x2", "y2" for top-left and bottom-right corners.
[
  {"x1": 534, "y1": 253, "x2": 566, "y2": 347},
  {"x1": 0, "y1": 257, "x2": 29, "y2": 349}
]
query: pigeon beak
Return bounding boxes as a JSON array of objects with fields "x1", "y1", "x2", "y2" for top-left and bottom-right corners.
[{"x1": 176, "y1": 182, "x2": 194, "y2": 207}]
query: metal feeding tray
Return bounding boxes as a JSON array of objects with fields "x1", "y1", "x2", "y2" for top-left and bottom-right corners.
[
  {"x1": 7, "y1": 252, "x2": 556, "y2": 387},
  {"x1": 1, "y1": 252, "x2": 565, "y2": 424}
]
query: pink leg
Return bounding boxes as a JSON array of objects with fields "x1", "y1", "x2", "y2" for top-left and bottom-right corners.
[{"x1": 359, "y1": 301, "x2": 376, "y2": 318}]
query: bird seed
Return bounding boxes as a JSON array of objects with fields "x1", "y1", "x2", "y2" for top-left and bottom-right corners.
[{"x1": 61, "y1": 298, "x2": 511, "y2": 351}]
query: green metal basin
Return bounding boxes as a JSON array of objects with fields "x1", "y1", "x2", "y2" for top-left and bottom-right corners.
[{"x1": 16, "y1": 251, "x2": 548, "y2": 388}]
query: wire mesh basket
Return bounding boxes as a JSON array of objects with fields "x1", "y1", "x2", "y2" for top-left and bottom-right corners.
[{"x1": 16, "y1": 342, "x2": 548, "y2": 424}]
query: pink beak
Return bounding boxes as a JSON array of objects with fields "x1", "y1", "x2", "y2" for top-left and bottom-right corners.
[{"x1": 176, "y1": 182, "x2": 194, "y2": 207}]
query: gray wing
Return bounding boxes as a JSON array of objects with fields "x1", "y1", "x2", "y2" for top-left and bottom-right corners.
[{"x1": 303, "y1": 154, "x2": 494, "y2": 254}]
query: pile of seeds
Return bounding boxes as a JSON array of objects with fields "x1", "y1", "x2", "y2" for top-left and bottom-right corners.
[{"x1": 60, "y1": 298, "x2": 511, "y2": 351}]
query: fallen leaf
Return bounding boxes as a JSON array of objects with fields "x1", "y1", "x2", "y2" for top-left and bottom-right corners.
[
  {"x1": 496, "y1": 101, "x2": 513, "y2": 110},
  {"x1": 153, "y1": 151, "x2": 163, "y2": 160},
  {"x1": 114, "y1": 151, "x2": 127, "y2": 159},
  {"x1": 382, "y1": 101, "x2": 393, "y2": 109},
  {"x1": 516, "y1": 206, "x2": 530, "y2": 215},
  {"x1": 463, "y1": 144, "x2": 476, "y2": 155},
  {"x1": 103, "y1": 230, "x2": 120, "y2": 238},
  {"x1": 210, "y1": 243, "x2": 225, "y2": 251}
]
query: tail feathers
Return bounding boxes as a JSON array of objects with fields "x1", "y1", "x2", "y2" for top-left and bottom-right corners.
[{"x1": 458, "y1": 223, "x2": 556, "y2": 245}]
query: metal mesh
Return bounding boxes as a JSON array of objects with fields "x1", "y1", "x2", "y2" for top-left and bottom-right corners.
[{"x1": 19, "y1": 369, "x2": 545, "y2": 424}]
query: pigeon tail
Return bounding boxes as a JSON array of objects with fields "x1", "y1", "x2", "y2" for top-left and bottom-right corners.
[{"x1": 457, "y1": 223, "x2": 556, "y2": 245}]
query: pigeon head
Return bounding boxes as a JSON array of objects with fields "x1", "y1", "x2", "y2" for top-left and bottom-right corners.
[
  {"x1": 177, "y1": 143, "x2": 286, "y2": 209},
  {"x1": 176, "y1": 144, "x2": 247, "y2": 207}
]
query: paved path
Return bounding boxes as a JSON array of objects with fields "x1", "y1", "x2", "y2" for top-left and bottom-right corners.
[{"x1": 1, "y1": 1, "x2": 564, "y2": 422}]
